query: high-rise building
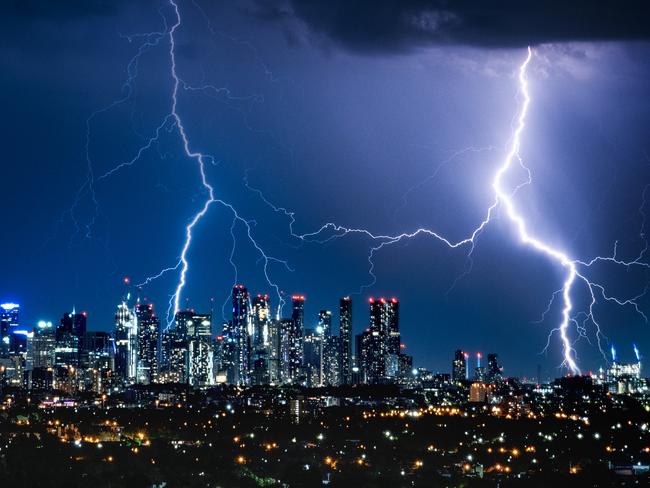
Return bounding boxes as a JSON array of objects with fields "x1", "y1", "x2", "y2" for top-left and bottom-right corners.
[
  {"x1": 288, "y1": 295, "x2": 305, "y2": 383},
  {"x1": 26, "y1": 322, "x2": 55, "y2": 370},
  {"x1": 339, "y1": 297, "x2": 353, "y2": 385},
  {"x1": 267, "y1": 318, "x2": 282, "y2": 384},
  {"x1": 303, "y1": 327, "x2": 323, "y2": 387},
  {"x1": 250, "y1": 295, "x2": 271, "y2": 385},
  {"x1": 81, "y1": 331, "x2": 113, "y2": 393},
  {"x1": 252, "y1": 295, "x2": 270, "y2": 348},
  {"x1": 1, "y1": 303, "x2": 20, "y2": 355},
  {"x1": 486, "y1": 353, "x2": 503, "y2": 383},
  {"x1": 55, "y1": 311, "x2": 86, "y2": 368},
  {"x1": 232, "y1": 285, "x2": 250, "y2": 385},
  {"x1": 135, "y1": 303, "x2": 160, "y2": 385},
  {"x1": 114, "y1": 301, "x2": 137, "y2": 384},
  {"x1": 356, "y1": 330, "x2": 372, "y2": 384},
  {"x1": 278, "y1": 318, "x2": 293, "y2": 383},
  {"x1": 474, "y1": 352, "x2": 486, "y2": 382},
  {"x1": 219, "y1": 321, "x2": 235, "y2": 383},
  {"x1": 324, "y1": 335, "x2": 341, "y2": 386},
  {"x1": 452, "y1": 349, "x2": 466, "y2": 382},
  {"x1": 160, "y1": 329, "x2": 188, "y2": 384},
  {"x1": 188, "y1": 339, "x2": 213, "y2": 387},
  {"x1": 361, "y1": 297, "x2": 400, "y2": 383}
]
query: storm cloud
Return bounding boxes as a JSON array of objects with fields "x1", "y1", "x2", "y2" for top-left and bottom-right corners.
[{"x1": 279, "y1": 0, "x2": 650, "y2": 53}]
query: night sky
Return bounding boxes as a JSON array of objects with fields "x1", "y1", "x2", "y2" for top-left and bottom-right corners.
[{"x1": 2, "y1": 1, "x2": 650, "y2": 378}]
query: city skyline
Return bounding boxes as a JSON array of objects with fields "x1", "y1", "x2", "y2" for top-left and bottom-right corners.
[
  {"x1": 3, "y1": 1, "x2": 650, "y2": 378},
  {"x1": 3, "y1": 288, "x2": 646, "y2": 386}
]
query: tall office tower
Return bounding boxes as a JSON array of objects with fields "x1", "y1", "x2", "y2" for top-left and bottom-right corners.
[
  {"x1": 219, "y1": 321, "x2": 236, "y2": 383},
  {"x1": 356, "y1": 330, "x2": 372, "y2": 384},
  {"x1": 303, "y1": 327, "x2": 323, "y2": 387},
  {"x1": 188, "y1": 339, "x2": 213, "y2": 387},
  {"x1": 160, "y1": 330, "x2": 188, "y2": 384},
  {"x1": 252, "y1": 294, "x2": 270, "y2": 348},
  {"x1": 452, "y1": 349, "x2": 467, "y2": 382},
  {"x1": 26, "y1": 322, "x2": 55, "y2": 370},
  {"x1": 339, "y1": 297, "x2": 353, "y2": 385},
  {"x1": 250, "y1": 295, "x2": 271, "y2": 385},
  {"x1": 212, "y1": 334, "x2": 226, "y2": 383},
  {"x1": 114, "y1": 301, "x2": 137, "y2": 384},
  {"x1": 486, "y1": 353, "x2": 503, "y2": 383},
  {"x1": 1, "y1": 303, "x2": 20, "y2": 355},
  {"x1": 324, "y1": 335, "x2": 341, "y2": 386},
  {"x1": 474, "y1": 352, "x2": 486, "y2": 381},
  {"x1": 232, "y1": 285, "x2": 250, "y2": 385},
  {"x1": 278, "y1": 318, "x2": 293, "y2": 383},
  {"x1": 55, "y1": 311, "x2": 86, "y2": 368},
  {"x1": 184, "y1": 311, "x2": 213, "y2": 386},
  {"x1": 81, "y1": 331, "x2": 113, "y2": 393},
  {"x1": 288, "y1": 295, "x2": 305, "y2": 383},
  {"x1": 135, "y1": 302, "x2": 160, "y2": 385},
  {"x1": 267, "y1": 318, "x2": 282, "y2": 384},
  {"x1": 397, "y1": 353, "x2": 413, "y2": 384},
  {"x1": 364, "y1": 297, "x2": 400, "y2": 383},
  {"x1": 317, "y1": 309, "x2": 338, "y2": 386}
]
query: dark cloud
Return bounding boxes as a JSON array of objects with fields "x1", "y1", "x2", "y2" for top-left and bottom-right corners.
[
  {"x1": 285, "y1": 0, "x2": 650, "y2": 53},
  {"x1": 2, "y1": 0, "x2": 120, "y2": 19}
]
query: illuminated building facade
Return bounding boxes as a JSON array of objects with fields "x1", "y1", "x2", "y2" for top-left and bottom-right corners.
[
  {"x1": 339, "y1": 297, "x2": 353, "y2": 385},
  {"x1": 135, "y1": 302, "x2": 160, "y2": 385},
  {"x1": 486, "y1": 353, "x2": 503, "y2": 383},
  {"x1": 232, "y1": 285, "x2": 250, "y2": 386},
  {"x1": 114, "y1": 301, "x2": 137, "y2": 384},
  {"x1": 1, "y1": 303, "x2": 20, "y2": 355},
  {"x1": 288, "y1": 295, "x2": 305, "y2": 383},
  {"x1": 452, "y1": 349, "x2": 466, "y2": 382}
]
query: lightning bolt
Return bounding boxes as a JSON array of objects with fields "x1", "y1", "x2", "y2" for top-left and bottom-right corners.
[
  {"x1": 58, "y1": 0, "x2": 291, "y2": 327},
  {"x1": 143, "y1": 0, "x2": 293, "y2": 326}
]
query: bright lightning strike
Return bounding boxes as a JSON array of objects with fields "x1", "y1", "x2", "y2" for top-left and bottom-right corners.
[{"x1": 61, "y1": 0, "x2": 291, "y2": 327}]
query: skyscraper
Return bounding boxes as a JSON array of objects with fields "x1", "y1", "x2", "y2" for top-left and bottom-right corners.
[
  {"x1": 339, "y1": 297, "x2": 353, "y2": 385},
  {"x1": 26, "y1": 322, "x2": 55, "y2": 370},
  {"x1": 278, "y1": 318, "x2": 293, "y2": 383},
  {"x1": 267, "y1": 318, "x2": 282, "y2": 384},
  {"x1": 452, "y1": 349, "x2": 467, "y2": 382},
  {"x1": 288, "y1": 295, "x2": 305, "y2": 383},
  {"x1": 363, "y1": 297, "x2": 400, "y2": 383},
  {"x1": 252, "y1": 294, "x2": 270, "y2": 349},
  {"x1": 187, "y1": 311, "x2": 213, "y2": 386},
  {"x1": 324, "y1": 335, "x2": 341, "y2": 386},
  {"x1": 250, "y1": 294, "x2": 271, "y2": 385},
  {"x1": 1, "y1": 303, "x2": 20, "y2": 355},
  {"x1": 160, "y1": 329, "x2": 188, "y2": 384},
  {"x1": 232, "y1": 285, "x2": 250, "y2": 386},
  {"x1": 303, "y1": 327, "x2": 323, "y2": 387},
  {"x1": 474, "y1": 352, "x2": 486, "y2": 382},
  {"x1": 318, "y1": 309, "x2": 340, "y2": 386},
  {"x1": 487, "y1": 353, "x2": 503, "y2": 383},
  {"x1": 135, "y1": 303, "x2": 160, "y2": 385},
  {"x1": 114, "y1": 301, "x2": 137, "y2": 384},
  {"x1": 55, "y1": 311, "x2": 86, "y2": 368}
]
